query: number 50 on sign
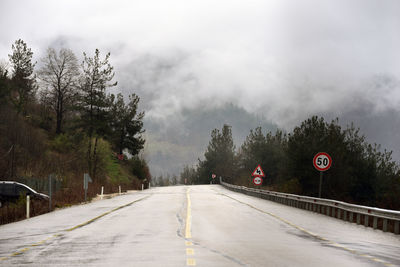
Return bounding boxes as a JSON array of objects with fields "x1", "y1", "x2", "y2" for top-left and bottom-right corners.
[{"x1": 313, "y1": 152, "x2": 332, "y2": 172}]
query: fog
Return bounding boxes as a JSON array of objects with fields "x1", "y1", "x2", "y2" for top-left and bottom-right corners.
[{"x1": 1, "y1": 0, "x2": 399, "y2": 176}]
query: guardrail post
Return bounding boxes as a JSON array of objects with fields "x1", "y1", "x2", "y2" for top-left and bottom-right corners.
[
  {"x1": 395, "y1": 221, "x2": 399, "y2": 234},
  {"x1": 383, "y1": 219, "x2": 388, "y2": 232},
  {"x1": 326, "y1": 207, "x2": 330, "y2": 216},
  {"x1": 373, "y1": 217, "x2": 378, "y2": 229},
  {"x1": 356, "y1": 213, "x2": 361, "y2": 224},
  {"x1": 349, "y1": 212, "x2": 353, "y2": 223},
  {"x1": 337, "y1": 209, "x2": 341, "y2": 219},
  {"x1": 364, "y1": 215, "x2": 369, "y2": 227}
]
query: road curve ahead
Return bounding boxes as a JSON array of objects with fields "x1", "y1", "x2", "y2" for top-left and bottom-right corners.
[{"x1": 0, "y1": 185, "x2": 399, "y2": 266}]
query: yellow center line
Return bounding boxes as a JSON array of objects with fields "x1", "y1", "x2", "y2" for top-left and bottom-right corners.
[
  {"x1": 186, "y1": 248, "x2": 194, "y2": 255},
  {"x1": 222, "y1": 193, "x2": 393, "y2": 267},
  {"x1": 185, "y1": 189, "x2": 192, "y2": 239},
  {"x1": 187, "y1": 258, "x2": 196, "y2": 266},
  {"x1": 185, "y1": 188, "x2": 196, "y2": 266}
]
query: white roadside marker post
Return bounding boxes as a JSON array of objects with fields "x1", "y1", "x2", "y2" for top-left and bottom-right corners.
[{"x1": 26, "y1": 195, "x2": 30, "y2": 219}]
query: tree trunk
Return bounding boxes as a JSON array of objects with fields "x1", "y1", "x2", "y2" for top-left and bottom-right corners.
[
  {"x1": 93, "y1": 137, "x2": 99, "y2": 180},
  {"x1": 87, "y1": 134, "x2": 92, "y2": 178},
  {"x1": 56, "y1": 111, "x2": 62, "y2": 134},
  {"x1": 87, "y1": 99, "x2": 94, "y2": 177},
  {"x1": 10, "y1": 143, "x2": 15, "y2": 179},
  {"x1": 119, "y1": 129, "x2": 124, "y2": 155},
  {"x1": 56, "y1": 99, "x2": 63, "y2": 134}
]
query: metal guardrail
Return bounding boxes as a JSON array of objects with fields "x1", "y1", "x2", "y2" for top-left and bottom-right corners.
[{"x1": 220, "y1": 180, "x2": 400, "y2": 235}]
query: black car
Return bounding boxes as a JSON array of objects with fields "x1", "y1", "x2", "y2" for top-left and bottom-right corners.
[{"x1": 0, "y1": 181, "x2": 49, "y2": 207}]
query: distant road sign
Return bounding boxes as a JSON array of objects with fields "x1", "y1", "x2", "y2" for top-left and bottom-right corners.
[
  {"x1": 253, "y1": 177, "x2": 263, "y2": 185},
  {"x1": 313, "y1": 152, "x2": 332, "y2": 171},
  {"x1": 252, "y1": 165, "x2": 265, "y2": 177}
]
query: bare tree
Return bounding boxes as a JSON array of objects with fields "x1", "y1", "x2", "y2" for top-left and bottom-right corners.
[{"x1": 38, "y1": 48, "x2": 80, "y2": 134}]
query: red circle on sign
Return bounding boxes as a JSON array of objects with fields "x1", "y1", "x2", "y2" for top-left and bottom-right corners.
[
  {"x1": 253, "y1": 177, "x2": 263, "y2": 185},
  {"x1": 313, "y1": 152, "x2": 332, "y2": 171}
]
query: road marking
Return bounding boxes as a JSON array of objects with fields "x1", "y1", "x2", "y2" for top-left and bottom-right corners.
[
  {"x1": 185, "y1": 188, "x2": 196, "y2": 266},
  {"x1": 186, "y1": 248, "x2": 194, "y2": 255},
  {"x1": 222, "y1": 193, "x2": 393, "y2": 267},
  {"x1": 65, "y1": 195, "x2": 150, "y2": 231},
  {"x1": 0, "y1": 195, "x2": 150, "y2": 262},
  {"x1": 185, "y1": 189, "x2": 192, "y2": 239},
  {"x1": 187, "y1": 258, "x2": 196, "y2": 266}
]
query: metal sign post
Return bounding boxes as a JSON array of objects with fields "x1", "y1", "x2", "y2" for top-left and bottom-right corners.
[
  {"x1": 84, "y1": 173, "x2": 92, "y2": 202},
  {"x1": 313, "y1": 152, "x2": 332, "y2": 198},
  {"x1": 318, "y1": 172, "x2": 323, "y2": 198}
]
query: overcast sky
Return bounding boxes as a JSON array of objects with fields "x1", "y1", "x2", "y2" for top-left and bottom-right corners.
[
  {"x1": 1, "y1": 0, "x2": 399, "y2": 125},
  {"x1": 1, "y1": 0, "x2": 399, "y2": 174}
]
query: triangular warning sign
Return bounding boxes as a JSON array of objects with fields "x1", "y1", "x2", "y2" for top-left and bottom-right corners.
[{"x1": 252, "y1": 165, "x2": 265, "y2": 177}]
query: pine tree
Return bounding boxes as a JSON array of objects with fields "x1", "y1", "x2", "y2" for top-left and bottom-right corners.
[
  {"x1": 109, "y1": 93, "x2": 145, "y2": 156},
  {"x1": 8, "y1": 39, "x2": 37, "y2": 114},
  {"x1": 79, "y1": 49, "x2": 117, "y2": 179},
  {"x1": 198, "y1": 124, "x2": 236, "y2": 183},
  {"x1": 0, "y1": 64, "x2": 9, "y2": 103}
]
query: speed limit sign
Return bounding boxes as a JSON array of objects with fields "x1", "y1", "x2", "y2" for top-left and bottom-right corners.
[
  {"x1": 313, "y1": 152, "x2": 332, "y2": 171},
  {"x1": 253, "y1": 176, "x2": 263, "y2": 186}
]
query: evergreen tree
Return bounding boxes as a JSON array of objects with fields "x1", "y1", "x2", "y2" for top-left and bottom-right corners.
[
  {"x1": 198, "y1": 124, "x2": 236, "y2": 183},
  {"x1": 180, "y1": 165, "x2": 197, "y2": 184},
  {"x1": 8, "y1": 39, "x2": 37, "y2": 114},
  {"x1": 239, "y1": 127, "x2": 287, "y2": 185},
  {"x1": 79, "y1": 49, "x2": 117, "y2": 178},
  {"x1": 0, "y1": 64, "x2": 9, "y2": 103},
  {"x1": 109, "y1": 93, "x2": 145, "y2": 155},
  {"x1": 287, "y1": 116, "x2": 346, "y2": 197}
]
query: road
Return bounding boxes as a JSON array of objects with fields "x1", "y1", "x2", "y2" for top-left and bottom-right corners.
[{"x1": 0, "y1": 185, "x2": 399, "y2": 266}]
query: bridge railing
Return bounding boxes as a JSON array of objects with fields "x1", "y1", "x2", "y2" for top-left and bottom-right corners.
[{"x1": 220, "y1": 180, "x2": 400, "y2": 235}]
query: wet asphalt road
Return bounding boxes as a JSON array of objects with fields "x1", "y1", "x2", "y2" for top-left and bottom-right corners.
[{"x1": 0, "y1": 185, "x2": 399, "y2": 266}]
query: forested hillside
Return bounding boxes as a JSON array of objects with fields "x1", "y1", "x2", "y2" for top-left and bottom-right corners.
[
  {"x1": 180, "y1": 118, "x2": 400, "y2": 210},
  {"x1": 0, "y1": 39, "x2": 150, "y2": 223}
]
